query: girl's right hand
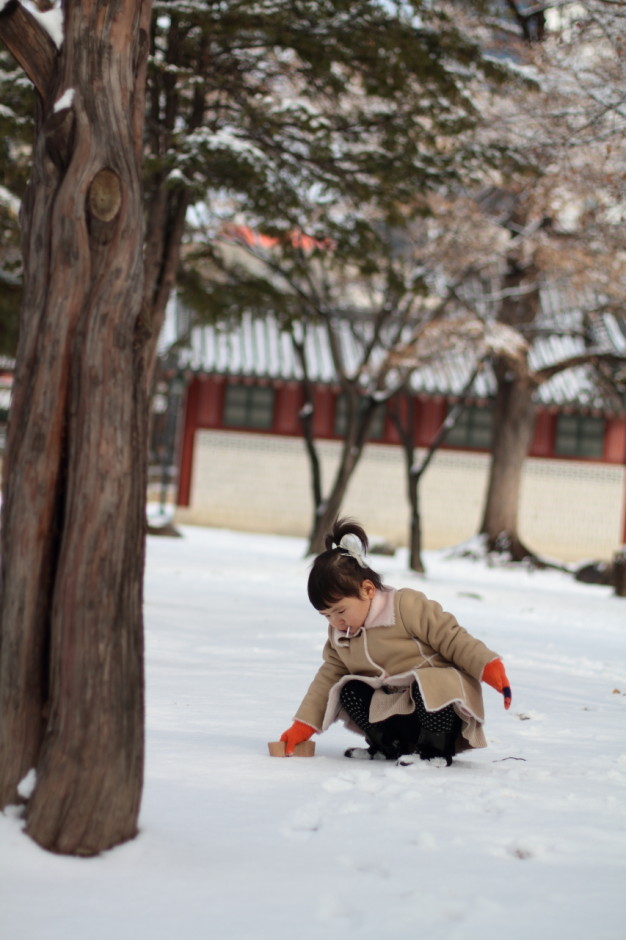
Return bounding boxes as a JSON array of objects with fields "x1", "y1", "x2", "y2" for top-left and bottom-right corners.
[{"x1": 280, "y1": 720, "x2": 315, "y2": 755}]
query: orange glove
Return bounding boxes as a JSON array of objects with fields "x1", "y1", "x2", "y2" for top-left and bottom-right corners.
[
  {"x1": 280, "y1": 720, "x2": 315, "y2": 756},
  {"x1": 481, "y1": 659, "x2": 512, "y2": 710}
]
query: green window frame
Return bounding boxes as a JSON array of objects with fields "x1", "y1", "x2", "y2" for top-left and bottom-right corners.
[
  {"x1": 223, "y1": 383, "x2": 275, "y2": 430},
  {"x1": 444, "y1": 404, "x2": 493, "y2": 450},
  {"x1": 334, "y1": 394, "x2": 386, "y2": 441},
  {"x1": 555, "y1": 414, "x2": 604, "y2": 458}
]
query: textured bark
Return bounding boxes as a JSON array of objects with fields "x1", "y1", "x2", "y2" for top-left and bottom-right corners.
[
  {"x1": 0, "y1": 0, "x2": 152, "y2": 855},
  {"x1": 479, "y1": 362, "x2": 537, "y2": 560},
  {"x1": 0, "y1": 0, "x2": 57, "y2": 93},
  {"x1": 478, "y1": 251, "x2": 541, "y2": 562}
]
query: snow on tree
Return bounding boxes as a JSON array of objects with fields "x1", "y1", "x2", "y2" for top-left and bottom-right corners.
[
  {"x1": 143, "y1": 0, "x2": 522, "y2": 378},
  {"x1": 389, "y1": 1, "x2": 626, "y2": 563}
]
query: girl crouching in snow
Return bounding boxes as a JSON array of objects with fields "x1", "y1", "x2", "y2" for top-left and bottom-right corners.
[{"x1": 280, "y1": 519, "x2": 511, "y2": 764}]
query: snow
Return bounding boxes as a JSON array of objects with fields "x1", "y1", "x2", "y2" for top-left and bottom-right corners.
[
  {"x1": 1, "y1": 524, "x2": 625, "y2": 940},
  {"x1": 0, "y1": 183, "x2": 20, "y2": 219},
  {"x1": 20, "y1": 0, "x2": 64, "y2": 48},
  {"x1": 16, "y1": 769, "x2": 36, "y2": 800},
  {"x1": 53, "y1": 88, "x2": 74, "y2": 113}
]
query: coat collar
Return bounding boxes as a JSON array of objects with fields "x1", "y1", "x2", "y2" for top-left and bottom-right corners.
[
  {"x1": 364, "y1": 587, "x2": 396, "y2": 628},
  {"x1": 332, "y1": 587, "x2": 396, "y2": 644}
]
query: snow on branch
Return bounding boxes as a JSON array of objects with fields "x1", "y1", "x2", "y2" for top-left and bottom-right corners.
[
  {"x1": 21, "y1": 0, "x2": 63, "y2": 48},
  {"x1": 0, "y1": 0, "x2": 59, "y2": 98},
  {"x1": 386, "y1": 316, "x2": 529, "y2": 375}
]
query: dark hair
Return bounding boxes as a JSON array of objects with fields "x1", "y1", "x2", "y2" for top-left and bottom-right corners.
[{"x1": 307, "y1": 518, "x2": 384, "y2": 610}]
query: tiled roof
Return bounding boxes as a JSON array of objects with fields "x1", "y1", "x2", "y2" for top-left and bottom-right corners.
[{"x1": 171, "y1": 295, "x2": 626, "y2": 414}]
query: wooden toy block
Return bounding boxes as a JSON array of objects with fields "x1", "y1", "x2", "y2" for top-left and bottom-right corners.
[{"x1": 267, "y1": 740, "x2": 315, "y2": 757}]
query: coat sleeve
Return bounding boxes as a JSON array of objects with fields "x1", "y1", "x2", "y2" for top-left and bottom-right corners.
[
  {"x1": 294, "y1": 636, "x2": 349, "y2": 732},
  {"x1": 398, "y1": 589, "x2": 498, "y2": 681}
]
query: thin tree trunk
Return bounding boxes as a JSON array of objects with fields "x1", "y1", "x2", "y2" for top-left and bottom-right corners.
[
  {"x1": 406, "y1": 400, "x2": 424, "y2": 574},
  {"x1": 613, "y1": 549, "x2": 626, "y2": 597},
  {"x1": 140, "y1": 16, "x2": 208, "y2": 388},
  {"x1": 306, "y1": 393, "x2": 383, "y2": 555},
  {"x1": 292, "y1": 333, "x2": 323, "y2": 535},
  {"x1": 390, "y1": 396, "x2": 424, "y2": 573},
  {"x1": 391, "y1": 365, "x2": 483, "y2": 572},
  {"x1": 0, "y1": 0, "x2": 152, "y2": 855},
  {"x1": 142, "y1": 186, "x2": 190, "y2": 387},
  {"x1": 307, "y1": 452, "x2": 361, "y2": 555},
  {"x1": 308, "y1": 441, "x2": 360, "y2": 555}
]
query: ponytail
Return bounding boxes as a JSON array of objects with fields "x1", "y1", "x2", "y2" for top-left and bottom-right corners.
[{"x1": 308, "y1": 518, "x2": 384, "y2": 610}]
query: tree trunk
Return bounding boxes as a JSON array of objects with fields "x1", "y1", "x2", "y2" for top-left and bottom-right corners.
[
  {"x1": 306, "y1": 393, "x2": 383, "y2": 555},
  {"x1": 479, "y1": 361, "x2": 537, "y2": 560},
  {"x1": 307, "y1": 443, "x2": 361, "y2": 555},
  {"x1": 292, "y1": 334, "x2": 323, "y2": 532},
  {"x1": 0, "y1": 0, "x2": 152, "y2": 855},
  {"x1": 389, "y1": 396, "x2": 425, "y2": 573},
  {"x1": 613, "y1": 550, "x2": 626, "y2": 598},
  {"x1": 391, "y1": 366, "x2": 482, "y2": 573},
  {"x1": 142, "y1": 185, "x2": 190, "y2": 387},
  {"x1": 140, "y1": 15, "x2": 209, "y2": 388}
]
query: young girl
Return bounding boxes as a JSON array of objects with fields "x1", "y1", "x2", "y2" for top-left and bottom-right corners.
[{"x1": 280, "y1": 519, "x2": 511, "y2": 764}]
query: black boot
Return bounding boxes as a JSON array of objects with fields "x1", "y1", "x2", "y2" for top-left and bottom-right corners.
[
  {"x1": 416, "y1": 719, "x2": 461, "y2": 767},
  {"x1": 340, "y1": 680, "x2": 421, "y2": 761},
  {"x1": 344, "y1": 742, "x2": 387, "y2": 761}
]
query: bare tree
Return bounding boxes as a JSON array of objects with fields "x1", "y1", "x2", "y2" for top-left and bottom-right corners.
[
  {"x1": 389, "y1": 362, "x2": 484, "y2": 572},
  {"x1": 140, "y1": 1, "x2": 516, "y2": 387},
  {"x1": 196, "y1": 223, "x2": 461, "y2": 555},
  {"x1": 475, "y1": 0, "x2": 626, "y2": 560},
  {"x1": 391, "y1": 300, "x2": 625, "y2": 563},
  {"x1": 0, "y1": 0, "x2": 152, "y2": 855},
  {"x1": 396, "y1": 0, "x2": 626, "y2": 563}
]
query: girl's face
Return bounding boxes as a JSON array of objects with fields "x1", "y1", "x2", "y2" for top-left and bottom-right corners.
[{"x1": 319, "y1": 580, "x2": 376, "y2": 633}]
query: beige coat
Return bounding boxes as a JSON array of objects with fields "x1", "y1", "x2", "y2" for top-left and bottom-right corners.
[{"x1": 295, "y1": 587, "x2": 499, "y2": 750}]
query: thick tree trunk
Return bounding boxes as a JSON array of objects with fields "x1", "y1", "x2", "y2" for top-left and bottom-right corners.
[
  {"x1": 0, "y1": 0, "x2": 152, "y2": 855},
  {"x1": 479, "y1": 361, "x2": 537, "y2": 560}
]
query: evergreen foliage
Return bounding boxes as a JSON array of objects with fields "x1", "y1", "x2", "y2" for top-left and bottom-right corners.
[
  {"x1": 148, "y1": 0, "x2": 510, "y2": 223},
  {"x1": 0, "y1": 49, "x2": 31, "y2": 355}
]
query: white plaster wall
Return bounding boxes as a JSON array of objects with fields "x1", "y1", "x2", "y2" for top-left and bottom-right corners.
[{"x1": 175, "y1": 429, "x2": 625, "y2": 562}]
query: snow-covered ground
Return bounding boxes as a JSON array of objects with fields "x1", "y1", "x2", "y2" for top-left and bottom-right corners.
[{"x1": 2, "y1": 525, "x2": 625, "y2": 939}]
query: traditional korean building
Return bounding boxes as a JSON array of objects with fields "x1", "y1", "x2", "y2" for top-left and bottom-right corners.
[{"x1": 163, "y1": 302, "x2": 626, "y2": 564}]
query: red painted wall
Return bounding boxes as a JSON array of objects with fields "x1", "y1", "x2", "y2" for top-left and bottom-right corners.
[{"x1": 177, "y1": 378, "x2": 626, "y2": 523}]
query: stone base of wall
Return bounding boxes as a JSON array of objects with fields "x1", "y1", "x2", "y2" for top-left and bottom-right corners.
[{"x1": 175, "y1": 430, "x2": 625, "y2": 563}]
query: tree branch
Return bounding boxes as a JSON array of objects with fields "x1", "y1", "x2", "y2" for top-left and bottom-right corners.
[
  {"x1": 535, "y1": 349, "x2": 626, "y2": 385},
  {"x1": 0, "y1": 0, "x2": 58, "y2": 101}
]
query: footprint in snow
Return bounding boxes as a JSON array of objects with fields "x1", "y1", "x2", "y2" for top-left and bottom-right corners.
[
  {"x1": 322, "y1": 769, "x2": 390, "y2": 795},
  {"x1": 339, "y1": 855, "x2": 391, "y2": 879},
  {"x1": 280, "y1": 803, "x2": 323, "y2": 840},
  {"x1": 508, "y1": 844, "x2": 534, "y2": 860},
  {"x1": 317, "y1": 895, "x2": 360, "y2": 926}
]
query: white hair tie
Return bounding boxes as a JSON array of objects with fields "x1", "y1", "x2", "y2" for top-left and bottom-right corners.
[{"x1": 338, "y1": 533, "x2": 368, "y2": 568}]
